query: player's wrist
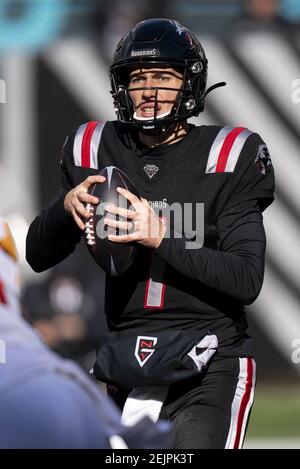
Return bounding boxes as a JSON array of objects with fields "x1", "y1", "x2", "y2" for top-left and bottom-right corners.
[
  {"x1": 152, "y1": 221, "x2": 167, "y2": 249},
  {"x1": 63, "y1": 194, "x2": 77, "y2": 221}
]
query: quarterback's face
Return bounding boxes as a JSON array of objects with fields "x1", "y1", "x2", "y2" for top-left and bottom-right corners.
[{"x1": 128, "y1": 67, "x2": 183, "y2": 119}]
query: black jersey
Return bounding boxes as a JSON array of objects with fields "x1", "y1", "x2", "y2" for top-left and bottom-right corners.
[{"x1": 26, "y1": 121, "x2": 275, "y2": 345}]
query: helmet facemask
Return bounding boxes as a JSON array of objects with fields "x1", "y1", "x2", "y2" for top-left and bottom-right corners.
[{"x1": 110, "y1": 61, "x2": 206, "y2": 136}]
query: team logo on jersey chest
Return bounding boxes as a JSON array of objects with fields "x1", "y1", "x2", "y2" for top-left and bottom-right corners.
[
  {"x1": 135, "y1": 336, "x2": 158, "y2": 367},
  {"x1": 143, "y1": 164, "x2": 159, "y2": 179}
]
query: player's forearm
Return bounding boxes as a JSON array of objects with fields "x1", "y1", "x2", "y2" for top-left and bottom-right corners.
[
  {"x1": 26, "y1": 192, "x2": 81, "y2": 272},
  {"x1": 154, "y1": 217, "x2": 266, "y2": 305}
]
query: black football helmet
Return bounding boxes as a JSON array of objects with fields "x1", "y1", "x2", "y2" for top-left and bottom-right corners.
[{"x1": 109, "y1": 18, "x2": 225, "y2": 135}]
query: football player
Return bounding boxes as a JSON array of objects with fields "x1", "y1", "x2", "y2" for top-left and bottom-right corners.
[
  {"x1": 0, "y1": 218, "x2": 171, "y2": 449},
  {"x1": 26, "y1": 19, "x2": 275, "y2": 448}
]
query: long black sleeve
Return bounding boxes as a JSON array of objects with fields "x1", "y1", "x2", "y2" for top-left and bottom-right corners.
[
  {"x1": 155, "y1": 198, "x2": 266, "y2": 305},
  {"x1": 26, "y1": 134, "x2": 82, "y2": 272},
  {"x1": 155, "y1": 138, "x2": 275, "y2": 305},
  {"x1": 26, "y1": 190, "x2": 81, "y2": 272}
]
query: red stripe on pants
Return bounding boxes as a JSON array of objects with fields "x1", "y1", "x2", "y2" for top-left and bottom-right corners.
[{"x1": 233, "y1": 357, "x2": 254, "y2": 448}]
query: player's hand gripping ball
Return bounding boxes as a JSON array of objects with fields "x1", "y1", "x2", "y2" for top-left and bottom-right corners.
[{"x1": 84, "y1": 166, "x2": 140, "y2": 276}]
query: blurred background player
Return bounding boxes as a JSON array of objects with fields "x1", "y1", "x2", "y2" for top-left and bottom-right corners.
[
  {"x1": 0, "y1": 217, "x2": 171, "y2": 449},
  {"x1": 22, "y1": 271, "x2": 106, "y2": 370}
]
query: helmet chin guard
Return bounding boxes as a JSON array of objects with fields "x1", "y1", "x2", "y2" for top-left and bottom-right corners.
[
  {"x1": 124, "y1": 83, "x2": 184, "y2": 135},
  {"x1": 133, "y1": 109, "x2": 173, "y2": 135},
  {"x1": 110, "y1": 18, "x2": 226, "y2": 135}
]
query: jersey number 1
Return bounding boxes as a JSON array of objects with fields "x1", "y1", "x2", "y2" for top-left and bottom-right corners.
[{"x1": 144, "y1": 216, "x2": 166, "y2": 309}]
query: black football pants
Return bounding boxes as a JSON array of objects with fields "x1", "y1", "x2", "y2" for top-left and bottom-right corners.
[{"x1": 107, "y1": 354, "x2": 256, "y2": 449}]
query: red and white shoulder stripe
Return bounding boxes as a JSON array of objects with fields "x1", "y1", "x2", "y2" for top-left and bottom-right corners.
[
  {"x1": 73, "y1": 121, "x2": 106, "y2": 169},
  {"x1": 225, "y1": 357, "x2": 256, "y2": 449},
  {"x1": 205, "y1": 126, "x2": 253, "y2": 174}
]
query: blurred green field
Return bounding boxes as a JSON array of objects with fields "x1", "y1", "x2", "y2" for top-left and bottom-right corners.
[{"x1": 247, "y1": 385, "x2": 300, "y2": 438}]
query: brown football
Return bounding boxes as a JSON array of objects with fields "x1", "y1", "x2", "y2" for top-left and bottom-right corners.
[{"x1": 84, "y1": 166, "x2": 140, "y2": 276}]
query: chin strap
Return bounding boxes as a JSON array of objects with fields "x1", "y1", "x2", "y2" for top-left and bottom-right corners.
[{"x1": 133, "y1": 110, "x2": 171, "y2": 121}]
